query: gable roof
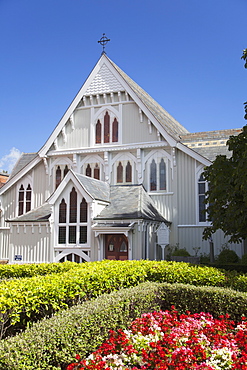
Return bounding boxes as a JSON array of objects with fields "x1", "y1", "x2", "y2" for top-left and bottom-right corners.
[
  {"x1": 109, "y1": 59, "x2": 189, "y2": 140},
  {"x1": 8, "y1": 153, "x2": 38, "y2": 180},
  {"x1": 94, "y1": 184, "x2": 170, "y2": 223},
  {"x1": 38, "y1": 54, "x2": 190, "y2": 157},
  {"x1": 74, "y1": 173, "x2": 110, "y2": 202},
  {"x1": 181, "y1": 128, "x2": 242, "y2": 162},
  {"x1": 7, "y1": 203, "x2": 51, "y2": 223}
]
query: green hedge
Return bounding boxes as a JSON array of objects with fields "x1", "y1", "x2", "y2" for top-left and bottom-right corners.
[
  {"x1": 0, "y1": 259, "x2": 247, "y2": 338},
  {"x1": 0, "y1": 260, "x2": 227, "y2": 338},
  {"x1": 0, "y1": 261, "x2": 77, "y2": 280},
  {"x1": 0, "y1": 281, "x2": 247, "y2": 370}
]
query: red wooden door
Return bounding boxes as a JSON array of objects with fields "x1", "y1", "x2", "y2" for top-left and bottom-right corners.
[{"x1": 105, "y1": 234, "x2": 128, "y2": 260}]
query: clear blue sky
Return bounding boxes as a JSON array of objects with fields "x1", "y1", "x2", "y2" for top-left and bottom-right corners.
[{"x1": 0, "y1": 0, "x2": 246, "y2": 172}]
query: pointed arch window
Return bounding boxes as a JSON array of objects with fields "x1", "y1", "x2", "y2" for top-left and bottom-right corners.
[
  {"x1": 18, "y1": 184, "x2": 32, "y2": 215},
  {"x1": 96, "y1": 119, "x2": 101, "y2": 144},
  {"x1": 18, "y1": 185, "x2": 25, "y2": 216},
  {"x1": 112, "y1": 118, "x2": 118, "y2": 142},
  {"x1": 150, "y1": 159, "x2": 157, "y2": 191},
  {"x1": 26, "y1": 184, "x2": 32, "y2": 212},
  {"x1": 159, "y1": 158, "x2": 166, "y2": 190},
  {"x1": 95, "y1": 111, "x2": 119, "y2": 145},
  {"x1": 104, "y1": 111, "x2": 110, "y2": 143},
  {"x1": 69, "y1": 187, "x2": 77, "y2": 223},
  {"x1": 59, "y1": 199, "x2": 67, "y2": 223},
  {"x1": 64, "y1": 165, "x2": 69, "y2": 177},
  {"x1": 80, "y1": 198, "x2": 87, "y2": 223},
  {"x1": 126, "y1": 161, "x2": 132, "y2": 183},
  {"x1": 86, "y1": 164, "x2": 92, "y2": 177},
  {"x1": 56, "y1": 166, "x2": 62, "y2": 188},
  {"x1": 117, "y1": 162, "x2": 123, "y2": 183},
  {"x1": 58, "y1": 188, "x2": 88, "y2": 246},
  {"x1": 198, "y1": 173, "x2": 206, "y2": 222},
  {"x1": 94, "y1": 163, "x2": 100, "y2": 180}
]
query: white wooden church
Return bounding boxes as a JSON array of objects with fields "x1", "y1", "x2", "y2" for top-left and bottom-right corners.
[{"x1": 0, "y1": 53, "x2": 243, "y2": 263}]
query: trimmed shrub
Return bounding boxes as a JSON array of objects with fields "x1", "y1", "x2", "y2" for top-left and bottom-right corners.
[
  {"x1": 1, "y1": 259, "x2": 247, "y2": 338},
  {"x1": 0, "y1": 261, "x2": 77, "y2": 280},
  {"x1": 0, "y1": 282, "x2": 247, "y2": 369},
  {"x1": 217, "y1": 249, "x2": 239, "y2": 264},
  {"x1": 172, "y1": 248, "x2": 190, "y2": 257}
]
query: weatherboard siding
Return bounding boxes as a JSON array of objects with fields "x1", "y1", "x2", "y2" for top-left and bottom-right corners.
[
  {"x1": 10, "y1": 225, "x2": 51, "y2": 263},
  {"x1": 122, "y1": 103, "x2": 158, "y2": 144},
  {"x1": 177, "y1": 151, "x2": 196, "y2": 225}
]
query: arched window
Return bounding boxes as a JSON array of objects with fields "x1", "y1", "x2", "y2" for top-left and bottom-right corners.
[
  {"x1": 198, "y1": 173, "x2": 206, "y2": 222},
  {"x1": 56, "y1": 166, "x2": 62, "y2": 188},
  {"x1": 59, "y1": 199, "x2": 67, "y2": 223},
  {"x1": 58, "y1": 188, "x2": 88, "y2": 246},
  {"x1": 117, "y1": 162, "x2": 123, "y2": 183},
  {"x1": 150, "y1": 159, "x2": 157, "y2": 191},
  {"x1": 96, "y1": 119, "x2": 101, "y2": 144},
  {"x1": 125, "y1": 161, "x2": 132, "y2": 183},
  {"x1": 80, "y1": 198, "x2": 87, "y2": 222},
  {"x1": 18, "y1": 185, "x2": 25, "y2": 216},
  {"x1": 95, "y1": 111, "x2": 119, "y2": 145},
  {"x1": 159, "y1": 158, "x2": 166, "y2": 190},
  {"x1": 26, "y1": 184, "x2": 32, "y2": 213},
  {"x1": 64, "y1": 165, "x2": 69, "y2": 177},
  {"x1": 112, "y1": 118, "x2": 118, "y2": 142},
  {"x1": 69, "y1": 187, "x2": 77, "y2": 223},
  {"x1": 86, "y1": 164, "x2": 92, "y2": 177},
  {"x1": 104, "y1": 111, "x2": 110, "y2": 143},
  {"x1": 94, "y1": 163, "x2": 100, "y2": 180}
]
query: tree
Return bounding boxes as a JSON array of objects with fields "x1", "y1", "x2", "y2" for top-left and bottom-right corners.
[{"x1": 202, "y1": 49, "x2": 247, "y2": 244}]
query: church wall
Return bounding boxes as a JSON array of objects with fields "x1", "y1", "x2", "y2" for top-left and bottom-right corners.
[
  {"x1": 9, "y1": 223, "x2": 51, "y2": 263},
  {"x1": 122, "y1": 103, "x2": 159, "y2": 144},
  {"x1": 176, "y1": 150, "x2": 196, "y2": 225},
  {"x1": 33, "y1": 162, "x2": 48, "y2": 208},
  {"x1": 177, "y1": 226, "x2": 244, "y2": 258},
  {"x1": 0, "y1": 229, "x2": 10, "y2": 260},
  {"x1": 56, "y1": 108, "x2": 91, "y2": 150}
]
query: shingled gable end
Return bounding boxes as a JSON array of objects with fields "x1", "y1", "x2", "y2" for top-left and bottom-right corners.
[{"x1": 0, "y1": 54, "x2": 243, "y2": 263}]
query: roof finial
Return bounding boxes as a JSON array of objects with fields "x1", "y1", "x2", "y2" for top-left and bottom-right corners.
[{"x1": 98, "y1": 33, "x2": 110, "y2": 55}]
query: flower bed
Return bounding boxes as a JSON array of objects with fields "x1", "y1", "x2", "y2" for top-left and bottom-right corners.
[{"x1": 67, "y1": 308, "x2": 247, "y2": 370}]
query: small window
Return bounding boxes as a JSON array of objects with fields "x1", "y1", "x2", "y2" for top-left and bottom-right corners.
[
  {"x1": 117, "y1": 162, "x2": 123, "y2": 183},
  {"x1": 18, "y1": 185, "x2": 25, "y2": 216},
  {"x1": 69, "y1": 187, "x2": 77, "y2": 223},
  {"x1": 86, "y1": 164, "x2": 92, "y2": 177},
  {"x1": 198, "y1": 174, "x2": 206, "y2": 222},
  {"x1": 56, "y1": 166, "x2": 62, "y2": 188},
  {"x1": 80, "y1": 198, "x2": 87, "y2": 223},
  {"x1": 59, "y1": 199, "x2": 67, "y2": 223},
  {"x1": 58, "y1": 226, "x2": 66, "y2": 244},
  {"x1": 125, "y1": 161, "x2": 132, "y2": 183},
  {"x1": 159, "y1": 159, "x2": 166, "y2": 190},
  {"x1": 96, "y1": 120, "x2": 102, "y2": 144},
  {"x1": 104, "y1": 111, "x2": 110, "y2": 143},
  {"x1": 64, "y1": 165, "x2": 69, "y2": 177},
  {"x1": 150, "y1": 159, "x2": 157, "y2": 191},
  {"x1": 26, "y1": 184, "x2": 32, "y2": 213},
  {"x1": 69, "y1": 226, "x2": 76, "y2": 244},
  {"x1": 94, "y1": 163, "x2": 100, "y2": 180},
  {"x1": 79, "y1": 226, "x2": 87, "y2": 244},
  {"x1": 112, "y1": 118, "x2": 118, "y2": 142}
]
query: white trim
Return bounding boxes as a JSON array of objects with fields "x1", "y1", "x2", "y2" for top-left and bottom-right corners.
[
  {"x1": 47, "y1": 141, "x2": 168, "y2": 157},
  {"x1": 178, "y1": 224, "x2": 210, "y2": 228},
  {"x1": 54, "y1": 249, "x2": 90, "y2": 262},
  {"x1": 38, "y1": 54, "x2": 180, "y2": 158}
]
